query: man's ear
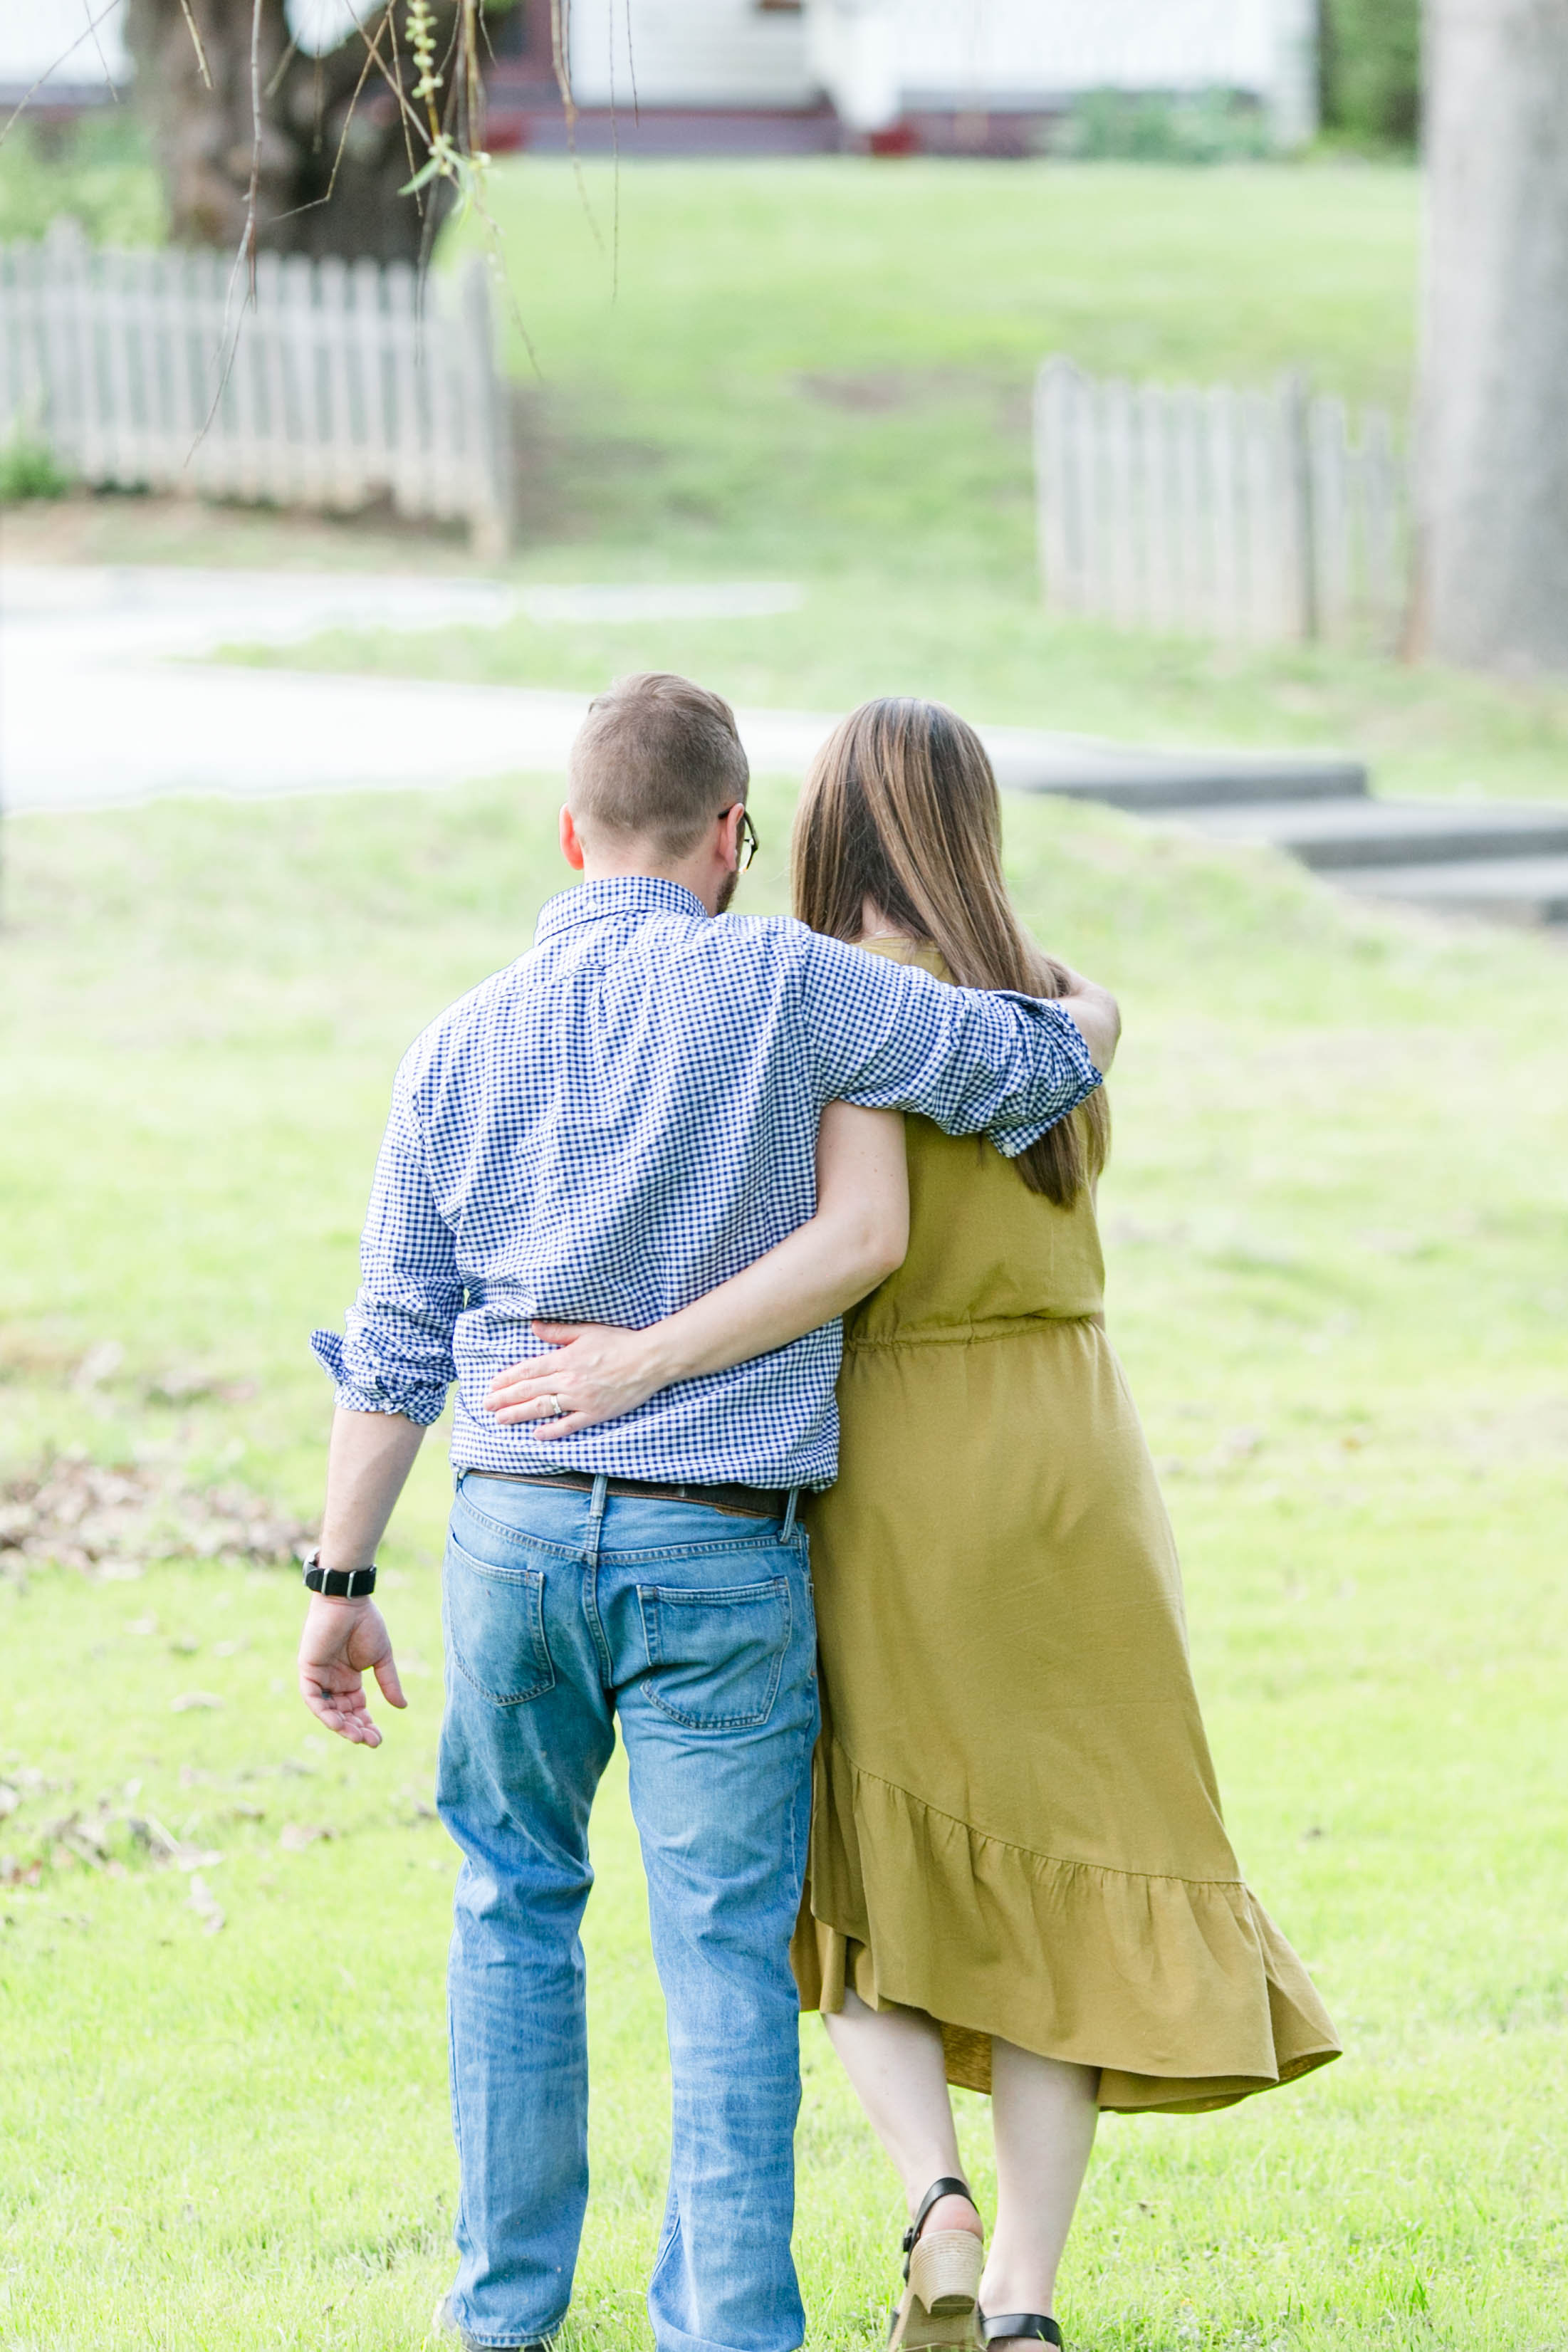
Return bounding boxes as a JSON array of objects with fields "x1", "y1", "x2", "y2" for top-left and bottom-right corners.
[{"x1": 560, "y1": 805, "x2": 587, "y2": 872}]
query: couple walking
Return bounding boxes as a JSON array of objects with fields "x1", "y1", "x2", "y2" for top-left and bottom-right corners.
[{"x1": 300, "y1": 674, "x2": 1338, "y2": 2352}]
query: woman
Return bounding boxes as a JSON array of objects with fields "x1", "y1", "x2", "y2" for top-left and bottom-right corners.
[{"x1": 484, "y1": 700, "x2": 1339, "y2": 2352}]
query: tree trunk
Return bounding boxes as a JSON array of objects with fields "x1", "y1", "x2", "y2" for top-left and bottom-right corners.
[
  {"x1": 125, "y1": 0, "x2": 456, "y2": 263},
  {"x1": 1416, "y1": 0, "x2": 1568, "y2": 670}
]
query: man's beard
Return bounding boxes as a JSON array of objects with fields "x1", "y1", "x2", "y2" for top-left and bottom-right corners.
[{"x1": 716, "y1": 867, "x2": 740, "y2": 915}]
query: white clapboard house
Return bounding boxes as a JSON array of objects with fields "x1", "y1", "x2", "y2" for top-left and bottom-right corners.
[
  {"x1": 4, "y1": 0, "x2": 1317, "y2": 155},
  {"x1": 491, "y1": 0, "x2": 1318, "y2": 155},
  {"x1": 1, "y1": 0, "x2": 131, "y2": 115}
]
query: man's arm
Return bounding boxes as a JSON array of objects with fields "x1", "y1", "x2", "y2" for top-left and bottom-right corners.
[
  {"x1": 309, "y1": 1066, "x2": 466, "y2": 1427},
  {"x1": 302, "y1": 1060, "x2": 463, "y2": 1747},
  {"x1": 798, "y1": 931, "x2": 1113, "y2": 1154},
  {"x1": 297, "y1": 1408, "x2": 426, "y2": 1746}
]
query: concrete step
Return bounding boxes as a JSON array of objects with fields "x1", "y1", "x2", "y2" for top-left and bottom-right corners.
[
  {"x1": 1180, "y1": 796, "x2": 1568, "y2": 871},
  {"x1": 983, "y1": 713, "x2": 1568, "y2": 932},
  {"x1": 983, "y1": 728, "x2": 1366, "y2": 810},
  {"x1": 1337, "y1": 855, "x2": 1568, "y2": 926}
]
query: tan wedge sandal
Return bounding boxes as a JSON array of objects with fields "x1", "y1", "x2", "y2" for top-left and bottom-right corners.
[{"x1": 887, "y1": 2175, "x2": 985, "y2": 2352}]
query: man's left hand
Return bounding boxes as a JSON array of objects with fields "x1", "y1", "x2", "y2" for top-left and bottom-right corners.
[{"x1": 298, "y1": 1596, "x2": 407, "y2": 1747}]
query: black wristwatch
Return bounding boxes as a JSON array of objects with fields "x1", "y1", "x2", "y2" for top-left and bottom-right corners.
[{"x1": 302, "y1": 1549, "x2": 377, "y2": 1599}]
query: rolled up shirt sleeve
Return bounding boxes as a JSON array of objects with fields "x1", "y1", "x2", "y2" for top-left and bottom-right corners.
[
  {"x1": 309, "y1": 1069, "x2": 463, "y2": 1425},
  {"x1": 797, "y1": 931, "x2": 1102, "y2": 1155}
]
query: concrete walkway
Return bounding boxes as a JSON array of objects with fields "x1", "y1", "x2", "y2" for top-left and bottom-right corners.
[
  {"x1": 0, "y1": 563, "x2": 1358, "y2": 815},
  {"x1": 0, "y1": 568, "x2": 830, "y2": 812},
  {"x1": 6, "y1": 563, "x2": 1562, "y2": 927}
]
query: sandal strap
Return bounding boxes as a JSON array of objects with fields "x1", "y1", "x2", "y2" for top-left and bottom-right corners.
[
  {"x1": 983, "y1": 2318, "x2": 1062, "y2": 2348},
  {"x1": 901, "y1": 2175, "x2": 976, "y2": 2276}
]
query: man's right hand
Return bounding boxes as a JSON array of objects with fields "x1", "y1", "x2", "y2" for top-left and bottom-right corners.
[
  {"x1": 298, "y1": 1594, "x2": 407, "y2": 1747},
  {"x1": 1054, "y1": 967, "x2": 1121, "y2": 1076}
]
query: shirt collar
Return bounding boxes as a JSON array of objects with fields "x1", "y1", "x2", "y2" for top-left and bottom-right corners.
[{"x1": 534, "y1": 874, "x2": 711, "y2": 944}]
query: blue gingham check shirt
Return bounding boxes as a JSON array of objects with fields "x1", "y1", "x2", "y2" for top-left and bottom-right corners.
[{"x1": 312, "y1": 875, "x2": 1102, "y2": 1489}]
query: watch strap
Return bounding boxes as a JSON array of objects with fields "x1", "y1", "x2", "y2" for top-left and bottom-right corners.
[{"x1": 303, "y1": 1549, "x2": 377, "y2": 1599}]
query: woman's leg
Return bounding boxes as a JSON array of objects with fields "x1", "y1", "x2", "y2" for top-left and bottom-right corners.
[
  {"x1": 978, "y1": 2038, "x2": 1099, "y2": 2329},
  {"x1": 823, "y1": 1988, "x2": 983, "y2": 2241}
]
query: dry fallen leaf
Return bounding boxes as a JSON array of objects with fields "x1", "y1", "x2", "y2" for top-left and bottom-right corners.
[
  {"x1": 187, "y1": 1873, "x2": 225, "y2": 1933},
  {"x1": 127, "y1": 1815, "x2": 222, "y2": 1872},
  {"x1": 278, "y1": 1823, "x2": 334, "y2": 1854},
  {"x1": 71, "y1": 1339, "x2": 125, "y2": 1394}
]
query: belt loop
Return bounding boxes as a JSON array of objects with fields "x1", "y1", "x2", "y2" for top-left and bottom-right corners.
[
  {"x1": 780, "y1": 1487, "x2": 799, "y2": 1542},
  {"x1": 586, "y1": 1471, "x2": 609, "y2": 1564}
]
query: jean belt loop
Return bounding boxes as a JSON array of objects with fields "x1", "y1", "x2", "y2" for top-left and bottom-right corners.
[
  {"x1": 781, "y1": 1487, "x2": 799, "y2": 1542},
  {"x1": 586, "y1": 1471, "x2": 609, "y2": 1564}
]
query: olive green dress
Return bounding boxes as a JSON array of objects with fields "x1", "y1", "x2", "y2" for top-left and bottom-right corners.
[{"x1": 790, "y1": 944, "x2": 1339, "y2": 2113}]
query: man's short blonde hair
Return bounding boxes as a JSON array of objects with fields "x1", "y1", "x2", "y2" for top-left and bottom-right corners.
[{"x1": 568, "y1": 672, "x2": 750, "y2": 857}]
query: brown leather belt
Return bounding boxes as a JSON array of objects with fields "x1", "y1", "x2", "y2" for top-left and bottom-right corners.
[{"x1": 469, "y1": 1467, "x2": 790, "y2": 1522}]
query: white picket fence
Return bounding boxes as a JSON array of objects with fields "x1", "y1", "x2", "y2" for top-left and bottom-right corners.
[
  {"x1": 1034, "y1": 355, "x2": 1407, "y2": 649},
  {"x1": 0, "y1": 221, "x2": 511, "y2": 553}
]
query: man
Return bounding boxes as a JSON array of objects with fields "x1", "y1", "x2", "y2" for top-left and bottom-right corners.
[{"x1": 299, "y1": 674, "x2": 1117, "y2": 2352}]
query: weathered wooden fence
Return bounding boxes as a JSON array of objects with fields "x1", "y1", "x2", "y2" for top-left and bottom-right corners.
[
  {"x1": 0, "y1": 221, "x2": 511, "y2": 553},
  {"x1": 1034, "y1": 355, "x2": 1407, "y2": 649}
]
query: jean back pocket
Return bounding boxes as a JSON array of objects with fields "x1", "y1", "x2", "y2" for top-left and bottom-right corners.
[
  {"x1": 444, "y1": 1532, "x2": 555, "y2": 1707},
  {"x1": 637, "y1": 1575, "x2": 790, "y2": 1732}
]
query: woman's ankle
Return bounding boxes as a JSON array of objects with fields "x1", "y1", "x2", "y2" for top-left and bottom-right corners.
[
  {"x1": 919, "y1": 2190, "x2": 984, "y2": 2240},
  {"x1": 978, "y1": 2254, "x2": 1057, "y2": 2316},
  {"x1": 982, "y1": 2239, "x2": 1053, "y2": 2314}
]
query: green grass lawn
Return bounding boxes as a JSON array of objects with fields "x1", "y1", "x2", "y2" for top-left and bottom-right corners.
[
  {"x1": 188, "y1": 155, "x2": 1568, "y2": 805},
  {"x1": 474, "y1": 157, "x2": 1420, "y2": 560},
  {"x1": 3, "y1": 768, "x2": 1567, "y2": 2349}
]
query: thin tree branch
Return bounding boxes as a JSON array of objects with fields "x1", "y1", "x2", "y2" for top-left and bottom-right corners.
[
  {"x1": 245, "y1": 0, "x2": 265, "y2": 286},
  {"x1": 550, "y1": 0, "x2": 604, "y2": 257},
  {"x1": 265, "y1": 30, "x2": 302, "y2": 101},
  {"x1": 82, "y1": 0, "x2": 122, "y2": 101},
  {"x1": 190, "y1": 0, "x2": 268, "y2": 452},
  {"x1": 607, "y1": 0, "x2": 619, "y2": 300},
  {"x1": 322, "y1": 6, "x2": 397, "y2": 205},
  {"x1": 385, "y1": 4, "x2": 423, "y2": 199},
  {"x1": 463, "y1": 0, "x2": 483, "y2": 156},
  {"x1": 176, "y1": 0, "x2": 214, "y2": 91},
  {"x1": 265, "y1": 7, "x2": 392, "y2": 221}
]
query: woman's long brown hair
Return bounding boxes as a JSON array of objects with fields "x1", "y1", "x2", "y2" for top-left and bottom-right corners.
[{"x1": 790, "y1": 697, "x2": 1109, "y2": 1207}]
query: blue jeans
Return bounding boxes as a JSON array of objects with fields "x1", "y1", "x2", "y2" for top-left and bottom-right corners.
[{"x1": 437, "y1": 1471, "x2": 819, "y2": 2352}]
